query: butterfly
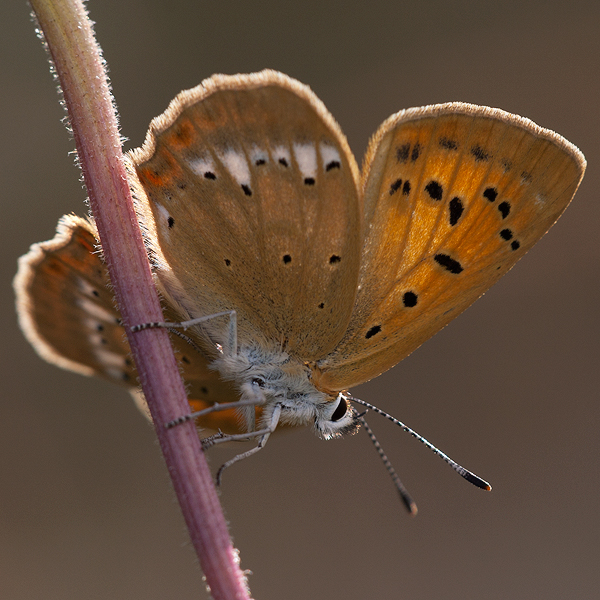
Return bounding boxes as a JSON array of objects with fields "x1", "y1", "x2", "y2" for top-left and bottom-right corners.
[{"x1": 15, "y1": 70, "x2": 585, "y2": 509}]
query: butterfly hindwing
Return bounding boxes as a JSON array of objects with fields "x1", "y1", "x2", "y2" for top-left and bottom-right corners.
[
  {"x1": 15, "y1": 215, "x2": 136, "y2": 384},
  {"x1": 315, "y1": 103, "x2": 585, "y2": 390},
  {"x1": 14, "y1": 216, "x2": 248, "y2": 432}
]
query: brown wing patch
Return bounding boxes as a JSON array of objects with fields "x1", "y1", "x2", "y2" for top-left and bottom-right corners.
[{"x1": 129, "y1": 70, "x2": 362, "y2": 360}]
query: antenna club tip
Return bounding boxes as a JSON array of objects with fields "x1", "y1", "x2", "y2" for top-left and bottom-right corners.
[
  {"x1": 463, "y1": 470, "x2": 492, "y2": 491},
  {"x1": 398, "y1": 491, "x2": 418, "y2": 515}
]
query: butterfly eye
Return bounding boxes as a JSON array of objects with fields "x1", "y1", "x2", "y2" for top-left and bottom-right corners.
[
  {"x1": 252, "y1": 377, "x2": 266, "y2": 388},
  {"x1": 330, "y1": 396, "x2": 348, "y2": 422},
  {"x1": 314, "y1": 395, "x2": 359, "y2": 440}
]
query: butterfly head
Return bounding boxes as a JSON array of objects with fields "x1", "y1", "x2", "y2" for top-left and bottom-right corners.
[{"x1": 213, "y1": 345, "x2": 360, "y2": 438}]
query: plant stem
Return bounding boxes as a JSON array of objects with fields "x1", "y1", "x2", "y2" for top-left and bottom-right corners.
[{"x1": 28, "y1": 1, "x2": 250, "y2": 598}]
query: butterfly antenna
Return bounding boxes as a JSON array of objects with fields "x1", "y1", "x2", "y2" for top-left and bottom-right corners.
[
  {"x1": 349, "y1": 396, "x2": 491, "y2": 491},
  {"x1": 356, "y1": 411, "x2": 418, "y2": 515}
]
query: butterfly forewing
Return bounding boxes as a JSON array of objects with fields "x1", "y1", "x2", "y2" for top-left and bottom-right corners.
[
  {"x1": 315, "y1": 104, "x2": 585, "y2": 390},
  {"x1": 131, "y1": 71, "x2": 362, "y2": 359}
]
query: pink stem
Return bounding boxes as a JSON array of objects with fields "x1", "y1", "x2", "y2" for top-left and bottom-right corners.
[{"x1": 29, "y1": 1, "x2": 250, "y2": 598}]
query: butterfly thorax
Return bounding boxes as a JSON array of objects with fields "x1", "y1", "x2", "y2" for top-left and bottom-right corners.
[{"x1": 212, "y1": 345, "x2": 359, "y2": 439}]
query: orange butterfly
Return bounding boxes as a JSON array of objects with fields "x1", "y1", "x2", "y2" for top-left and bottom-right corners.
[{"x1": 15, "y1": 71, "x2": 585, "y2": 511}]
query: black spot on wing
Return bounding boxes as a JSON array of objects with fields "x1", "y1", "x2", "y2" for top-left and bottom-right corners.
[
  {"x1": 241, "y1": 184, "x2": 252, "y2": 196},
  {"x1": 365, "y1": 325, "x2": 382, "y2": 339},
  {"x1": 439, "y1": 137, "x2": 459, "y2": 150},
  {"x1": 204, "y1": 171, "x2": 216, "y2": 180},
  {"x1": 483, "y1": 187, "x2": 498, "y2": 202},
  {"x1": 425, "y1": 180, "x2": 443, "y2": 201},
  {"x1": 471, "y1": 145, "x2": 490, "y2": 162},
  {"x1": 304, "y1": 177, "x2": 315, "y2": 186},
  {"x1": 396, "y1": 143, "x2": 410, "y2": 163},
  {"x1": 498, "y1": 201, "x2": 511, "y2": 219},
  {"x1": 434, "y1": 253, "x2": 463, "y2": 274},
  {"x1": 448, "y1": 197, "x2": 464, "y2": 226},
  {"x1": 411, "y1": 143, "x2": 422, "y2": 161},
  {"x1": 325, "y1": 160, "x2": 341, "y2": 171},
  {"x1": 329, "y1": 255, "x2": 341, "y2": 264},
  {"x1": 402, "y1": 292, "x2": 418, "y2": 307},
  {"x1": 499, "y1": 229, "x2": 521, "y2": 250},
  {"x1": 168, "y1": 216, "x2": 175, "y2": 228},
  {"x1": 282, "y1": 254, "x2": 292, "y2": 264},
  {"x1": 389, "y1": 178, "x2": 403, "y2": 195},
  {"x1": 402, "y1": 180, "x2": 411, "y2": 196}
]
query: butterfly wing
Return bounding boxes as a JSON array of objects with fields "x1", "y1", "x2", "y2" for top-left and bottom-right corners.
[
  {"x1": 14, "y1": 216, "x2": 246, "y2": 433},
  {"x1": 129, "y1": 70, "x2": 362, "y2": 359},
  {"x1": 315, "y1": 103, "x2": 585, "y2": 390},
  {"x1": 15, "y1": 215, "x2": 135, "y2": 383}
]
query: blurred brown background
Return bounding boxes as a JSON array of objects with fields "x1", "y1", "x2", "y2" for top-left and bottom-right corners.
[{"x1": 2, "y1": 1, "x2": 598, "y2": 599}]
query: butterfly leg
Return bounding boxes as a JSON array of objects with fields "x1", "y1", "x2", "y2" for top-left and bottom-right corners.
[
  {"x1": 131, "y1": 309, "x2": 243, "y2": 428},
  {"x1": 131, "y1": 309, "x2": 238, "y2": 356},
  {"x1": 212, "y1": 404, "x2": 283, "y2": 485},
  {"x1": 201, "y1": 426, "x2": 273, "y2": 449},
  {"x1": 166, "y1": 398, "x2": 265, "y2": 428}
]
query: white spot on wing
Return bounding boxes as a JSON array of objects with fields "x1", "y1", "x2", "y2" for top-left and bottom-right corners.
[
  {"x1": 84, "y1": 322, "x2": 129, "y2": 378},
  {"x1": 88, "y1": 332, "x2": 106, "y2": 347},
  {"x1": 108, "y1": 369, "x2": 125, "y2": 380},
  {"x1": 155, "y1": 204, "x2": 171, "y2": 238},
  {"x1": 250, "y1": 146, "x2": 268, "y2": 165},
  {"x1": 92, "y1": 348, "x2": 127, "y2": 369},
  {"x1": 189, "y1": 156, "x2": 215, "y2": 177},
  {"x1": 320, "y1": 143, "x2": 341, "y2": 167},
  {"x1": 77, "y1": 278, "x2": 100, "y2": 298},
  {"x1": 104, "y1": 365, "x2": 129, "y2": 380},
  {"x1": 76, "y1": 295, "x2": 117, "y2": 323},
  {"x1": 293, "y1": 143, "x2": 318, "y2": 179},
  {"x1": 274, "y1": 145, "x2": 291, "y2": 165},
  {"x1": 220, "y1": 149, "x2": 251, "y2": 186},
  {"x1": 84, "y1": 317, "x2": 100, "y2": 330}
]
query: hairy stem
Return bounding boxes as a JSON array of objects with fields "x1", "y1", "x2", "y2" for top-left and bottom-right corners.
[{"x1": 28, "y1": 1, "x2": 250, "y2": 598}]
